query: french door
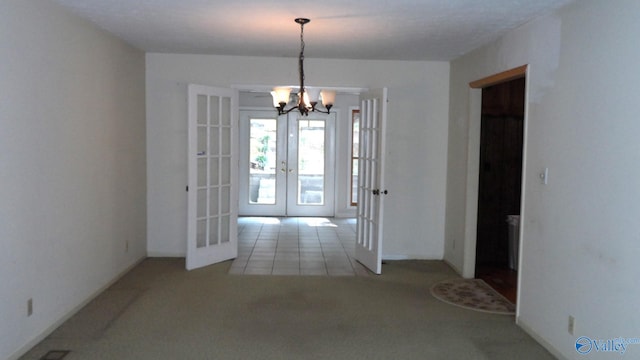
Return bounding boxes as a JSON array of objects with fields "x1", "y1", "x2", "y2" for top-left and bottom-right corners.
[
  {"x1": 355, "y1": 88, "x2": 388, "y2": 275},
  {"x1": 186, "y1": 84, "x2": 238, "y2": 271},
  {"x1": 239, "y1": 110, "x2": 336, "y2": 217}
]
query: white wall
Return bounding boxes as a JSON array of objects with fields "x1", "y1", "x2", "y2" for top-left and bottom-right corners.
[
  {"x1": 0, "y1": 1, "x2": 147, "y2": 359},
  {"x1": 146, "y1": 54, "x2": 450, "y2": 259},
  {"x1": 444, "y1": 0, "x2": 640, "y2": 358}
]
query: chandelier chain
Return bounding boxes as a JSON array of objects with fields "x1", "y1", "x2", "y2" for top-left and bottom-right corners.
[{"x1": 299, "y1": 21, "x2": 306, "y2": 99}]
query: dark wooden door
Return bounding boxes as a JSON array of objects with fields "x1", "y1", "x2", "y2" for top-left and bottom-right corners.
[{"x1": 476, "y1": 78, "x2": 525, "y2": 268}]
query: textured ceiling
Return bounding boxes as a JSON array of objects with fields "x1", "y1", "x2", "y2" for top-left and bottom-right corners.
[{"x1": 50, "y1": 0, "x2": 574, "y2": 61}]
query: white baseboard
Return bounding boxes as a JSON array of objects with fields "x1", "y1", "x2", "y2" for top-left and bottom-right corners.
[
  {"x1": 147, "y1": 251, "x2": 184, "y2": 258},
  {"x1": 382, "y1": 254, "x2": 410, "y2": 261},
  {"x1": 8, "y1": 256, "x2": 146, "y2": 360}
]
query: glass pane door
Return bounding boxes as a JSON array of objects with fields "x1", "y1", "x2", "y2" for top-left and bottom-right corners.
[
  {"x1": 238, "y1": 111, "x2": 287, "y2": 216},
  {"x1": 187, "y1": 84, "x2": 237, "y2": 271},
  {"x1": 287, "y1": 112, "x2": 335, "y2": 216},
  {"x1": 239, "y1": 110, "x2": 335, "y2": 217}
]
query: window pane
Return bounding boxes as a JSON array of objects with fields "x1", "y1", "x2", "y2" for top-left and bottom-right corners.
[
  {"x1": 198, "y1": 126, "x2": 207, "y2": 156},
  {"x1": 210, "y1": 158, "x2": 219, "y2": 186},
  {"x1": 352, "y1": 110, "x2": 360, "y2": 156},
  {"x1": 220, "y1": 216, "x2": 230, "y2": 244},
  {"x1": 209, "y1": 96, "x2": 220, "y2": 125},
  {"x1": 351, "y1": 109, "x2": 360, "y2": 205},
  {"x1": 198, "y1": 158, "x2": 207, "y2": 187},
  {"x1": 210, "y1": 127, "x2": 219, "y2": 155},
  {"x1": 221, "y1": 127, "x2": 231, "y2": 155},
  {"x1": 298, "y1": 120, "x2": 325, "y2": 205},
  {"x1": 221, "y1": 157, "x2": 230, "y2": 185},
  {"x1": 197, "y1": 95, "x2": 207, "y2": 125},
  {"x1": 351, "y1": 159, "x2": 359, "y2": 204},
  {"x1": 209, "y1": 217, "x2": 219, "y2": 246},
  {"x1": 221, "y1": 186, "x2": 231, "y2": 214},
  {"x1": 197, "y1": 189, "x2": 207, "y2": 217},
  {"x1": 249, "y1": 118, "x2": 277, "y2": 204},
  {"x1": 221, "y1": 97, "x2": 231, "y2": 126},
  {"x1": 209, "y1": 187, "x2": 219, "y2": 216},
  {"x1": 197, "y1": 220, "x2": 207, "y2": 248}
]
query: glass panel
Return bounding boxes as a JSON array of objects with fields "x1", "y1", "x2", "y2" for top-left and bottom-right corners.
[
  {"x1": 351, "y1": 109, "x2": 360, "y2": 206},
  {"x1": 360, "y1": 160, "x2": 371, "y2": 189},
  {"x1": 209, "y1": 96, "x2": 220, "y2": 126},
  {"x1": 220, "y1": 216, "x2": 230, "y2": 244},
  {"x1": 197, "y1": 219, "x2": 207, "y2": 248},
  {"x1": 209, "y1": 217, "x2": 219, "y2": 246},
  {"x1": 221, "y1": 157, "x2": 230, "y2": 185},
  {"x1": 221, "y1": 186, "x2": 231, "y2": 214},
  {"x1": 210, "y1": 158, "x2": 219, "y2": 186},
  {"x1": 372, "y1": 99, "x2": 378, "y2": 128},
  {"x1": 221, "y1": 97, "x2": 231, "y2": 126},
  {"x1": 210, "y1": 127, "x2": 219, "y2": 155},
  {"x1": 352, "y1": 110, "x2": 360, "y2": 157},
  {"x1": 371, "y1": 129, "x2": 378, "y2": 160},
  {"x1": 249, "y1": 174, "x2": 276, "y2": 204},
  {"x1": 197, "y1": 158, "x2": 207, "y2": 187},
  {"x1": 298, "y1": 120, "x2": 325, "y2": 205},
  {"x1": 209, "y1": 187, "x2": 219, "y2": 216},
  {"x1": 249, "y1": 118, "x2": 277, "y2": 204},
  {"x1": 367, "y1": 129, "x2": 373, "y2": 160},
  {"x1": 371, "y1": 161, "x2": 378, "y2": 190},
  {"x1": 197, "y1": 189, "x2": 207, "y2": 218},
  {"x1": 351, "y1": 159, "x2": 359, "y2": 204},
  {"x1": 197, "y1": 95, "x2": 207, "y2": 125},
  {"x1": 197, "y1": 126, "x2": 207, "y2": 156},
  {"x1": 221, "y1": 127, "x2": 231, "y2": 155}
]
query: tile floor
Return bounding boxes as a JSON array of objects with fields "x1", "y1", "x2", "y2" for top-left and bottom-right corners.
[{"x1": 229, "y1": 217, "x2": 370, "y2": 276}]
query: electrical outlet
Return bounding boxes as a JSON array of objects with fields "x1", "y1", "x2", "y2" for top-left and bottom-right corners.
[
  {"x1": 568, "y1": 316, "x2": 575, "y2": 335},
  {"x1": 27, "y1": 298, "x2": 33, "y2": 317}
]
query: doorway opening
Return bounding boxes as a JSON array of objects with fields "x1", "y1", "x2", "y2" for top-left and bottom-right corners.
[
  {"x1": 474, "y1": 76, "x2": 525, "y2": 304},
  {"x1": 238, "y1": 109, "x2": 336, "y2": 217}
]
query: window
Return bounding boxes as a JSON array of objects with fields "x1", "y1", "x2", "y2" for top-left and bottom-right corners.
[{"x1": 350, "y1": 109, "x2": 360, "y2": 206}]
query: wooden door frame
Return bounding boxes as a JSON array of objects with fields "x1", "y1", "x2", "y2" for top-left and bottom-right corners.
[{"x1": 462, "y1": 65, "x2": 528, "y2": 288}]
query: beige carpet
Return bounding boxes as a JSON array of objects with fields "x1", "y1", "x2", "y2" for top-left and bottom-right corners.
[
  {"x1": 20, "y1": 259, "x2": 552, "y2": 360},
  {"x1": 430, "y1": 278, "x2": 516, "y2": 315}
]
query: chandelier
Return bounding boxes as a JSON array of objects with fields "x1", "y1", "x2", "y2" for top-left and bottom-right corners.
[{"x1": 271, "y1": 18, "x2": 336, "y2": 116}]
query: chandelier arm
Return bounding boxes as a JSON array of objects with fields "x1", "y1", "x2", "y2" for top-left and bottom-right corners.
[{"x1": 284, "y1": 106, "x2": 298, "y2": 115}]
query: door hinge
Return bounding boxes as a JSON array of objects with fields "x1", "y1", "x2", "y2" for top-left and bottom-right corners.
[{"x1": 186, "y1": 185, "x2": 189, "y2": 192}]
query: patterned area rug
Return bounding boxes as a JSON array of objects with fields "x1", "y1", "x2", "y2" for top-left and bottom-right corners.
[{"x1": 430, "y1": 278, "x2": 515, "y2": 315}]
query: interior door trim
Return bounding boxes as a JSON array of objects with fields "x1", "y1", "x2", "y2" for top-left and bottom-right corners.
[{"x1": 469, "y1": 65, "x2": 527, "y2": 89}]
